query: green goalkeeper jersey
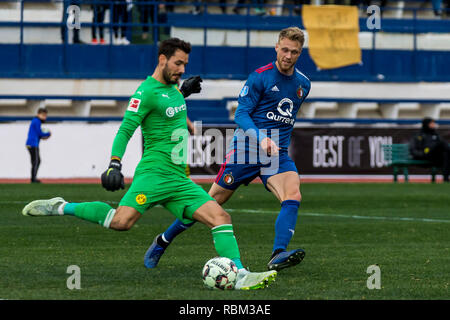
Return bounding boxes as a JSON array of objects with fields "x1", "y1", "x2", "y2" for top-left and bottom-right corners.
[{"x1": 111, "y1": 76, "x2": 188, "y2": 179}]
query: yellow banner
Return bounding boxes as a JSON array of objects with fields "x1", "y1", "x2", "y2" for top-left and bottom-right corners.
[{"x1": 302, "y1": 5, "x2": 361, "y2": 70}]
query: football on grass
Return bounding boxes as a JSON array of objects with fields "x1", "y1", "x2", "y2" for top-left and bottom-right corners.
[{"x1": 202, "y1": 257, "x2": 238, "y2": 290}]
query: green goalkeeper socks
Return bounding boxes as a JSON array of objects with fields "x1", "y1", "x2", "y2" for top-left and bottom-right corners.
[
  {"x1": 62, "y1": 203, "x2": 78, "y2": 215},
  {"x1": 211, "y1": 224, "x2": 244, "y2": 269},
  {"x1": 64, "y1": 202, "x2": 116, "y2": 228}
]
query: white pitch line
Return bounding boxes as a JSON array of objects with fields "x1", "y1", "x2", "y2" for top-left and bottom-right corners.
[
  {"x1": 0, "y1": 200, "x2": 120, "y2": 205},
  {"x1": 3, "y1": 201, "x2": 449, "y2": 223},
  {"x1": 226, "y1": 209, "x2": 450, "y2": 224}
]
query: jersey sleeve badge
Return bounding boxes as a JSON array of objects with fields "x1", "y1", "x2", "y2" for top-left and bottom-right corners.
[
  {"x1": 127, "y1": 98, "x2": 141, "y2": 112},
  {"x1": 240, "y1": 85, "x2": 249, "y2": 97}
]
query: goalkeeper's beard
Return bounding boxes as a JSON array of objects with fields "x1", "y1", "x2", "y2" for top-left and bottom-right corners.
[{"x1": 162, "y1": 64, "x2": 181, "y2": 85}]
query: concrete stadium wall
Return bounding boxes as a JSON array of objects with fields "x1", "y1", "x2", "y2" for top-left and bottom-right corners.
[
  {"x1": 2, "y1": 80, "x2": 450, "y2": 120},
  {"x1": 2, "y1": 79, "x2": 450, "y2": 101},
  {"x1": 1, "y1": 122, "x2": 142, "y2": 179}
]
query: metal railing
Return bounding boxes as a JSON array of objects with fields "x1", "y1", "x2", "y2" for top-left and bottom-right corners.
[
  {"x1": 0, "y1": 0, "x2": 449, "y2": 46},
  {"x1": 0, "y1": 1, "x2": 449, "y2": 81}
]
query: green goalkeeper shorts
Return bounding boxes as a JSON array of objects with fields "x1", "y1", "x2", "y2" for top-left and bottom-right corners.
[{"x1": 119, "y1": 174, "x2": 215, "y2": 224}]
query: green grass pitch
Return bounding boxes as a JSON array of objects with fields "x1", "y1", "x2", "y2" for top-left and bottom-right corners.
[{"x1": 0, "y1": 182, "x2": 449, "y2": 300}]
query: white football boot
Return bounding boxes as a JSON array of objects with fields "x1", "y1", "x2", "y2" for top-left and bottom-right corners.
[
  {"x1": 234, "y1": 269, "x2": 277, "y2": 290},
  {"x1": 22, "y1": 197, "x2": 67, "y2": 216}
]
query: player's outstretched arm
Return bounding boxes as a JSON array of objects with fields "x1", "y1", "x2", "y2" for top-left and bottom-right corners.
[{"x1": 101, "y1": 92, "x2": 147, "y2": 192}]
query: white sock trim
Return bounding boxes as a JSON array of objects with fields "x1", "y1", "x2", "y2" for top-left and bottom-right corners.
[
  {"x1": 211, "y1": 224, "x2": 233, "y2": 231},
  {"x1": 57, "y1": 202, "x2": 67, "y2": 216},
  {"x1": 103, "y1": 209, "x2": 116, "y2": 228},
  {"x1": 161, "y1": 234, "x2": 170, "y2": 243}
]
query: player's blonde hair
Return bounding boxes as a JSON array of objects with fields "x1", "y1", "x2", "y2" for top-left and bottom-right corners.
[{"x1": 278, "y1": 27, "x2": 305, "y2": 47}]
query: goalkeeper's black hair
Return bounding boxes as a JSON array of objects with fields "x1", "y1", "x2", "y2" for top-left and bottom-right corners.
[{"x1": 158, "y1": 38, "x2": 192, "y2": 59}]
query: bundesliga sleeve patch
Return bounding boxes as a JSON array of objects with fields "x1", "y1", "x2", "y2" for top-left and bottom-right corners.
[{"x1": 127, "y1": 98, "x2": 141, "y2": 112}]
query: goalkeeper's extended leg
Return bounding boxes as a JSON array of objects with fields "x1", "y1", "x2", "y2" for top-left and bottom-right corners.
[
  {"x1": 193, "y1": 200, "x2": 277, "y2": 290},
  {"x1": 144, "y1": 184, "x2": 234, "y2": 268},
  {"x1": 22, "y1": 198, "x2": 140, "y2": 230}
]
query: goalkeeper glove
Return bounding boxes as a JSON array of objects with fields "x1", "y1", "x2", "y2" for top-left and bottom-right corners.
[
  {"x1": 101, "y1": 159, "x2": 125, "y2": 192},
  {"x1": 179, "y1": 75, "x2": 202, "y2": 98}
]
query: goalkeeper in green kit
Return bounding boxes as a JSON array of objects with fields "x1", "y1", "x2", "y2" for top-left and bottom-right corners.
[{"x1": 22, "y1": 38, "x2": 277, "y2": 290}]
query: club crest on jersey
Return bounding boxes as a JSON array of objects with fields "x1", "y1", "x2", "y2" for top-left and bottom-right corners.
[
  {"x1": 223, "y1": 174, "x2": 234, "y2": 185},
  {"x1": 127, "y1": 98, "x2": 141, "y2": 112},
  {"x1": 136, "y1": 194, "x2": 147, "y2": 205},
  {"x1": 296, "y1": 86, "x2": 303, "y2": 99},
  {"x1": 240, "y1": 86, "x2": 249, "y2": 97}
]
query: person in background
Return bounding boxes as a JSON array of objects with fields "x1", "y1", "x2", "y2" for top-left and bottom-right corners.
[
  {"x1": 292, "y1": 0, "x2": 310, "y2": 15},
  {"x1": 431, "y1": 0, "x2": 450, "y2": 16},
  {"x1": 233, "y1": 0, "x2": 266, "y2": 15},
  {"x1": 112, "y1": 0, "x2": 130, "y2": 44},
  {"x1": 192, "y1": 0, "x2": 228, "y2": 14},
  {"x1": 26, "y1": 108, "x2": 51, "y2": 183},
  {"x1": 61, "y1": 0, "x2": 83, "y2": 44},
  {"x1": 137, "y1": 0, "x2": 167, "y2": 40},
  {"x1": 409, "y1": 117, "x2": 450, "y2": 182},
  {"x1": 91, "y1": 0, "x2": 108, "y2": 44}
]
